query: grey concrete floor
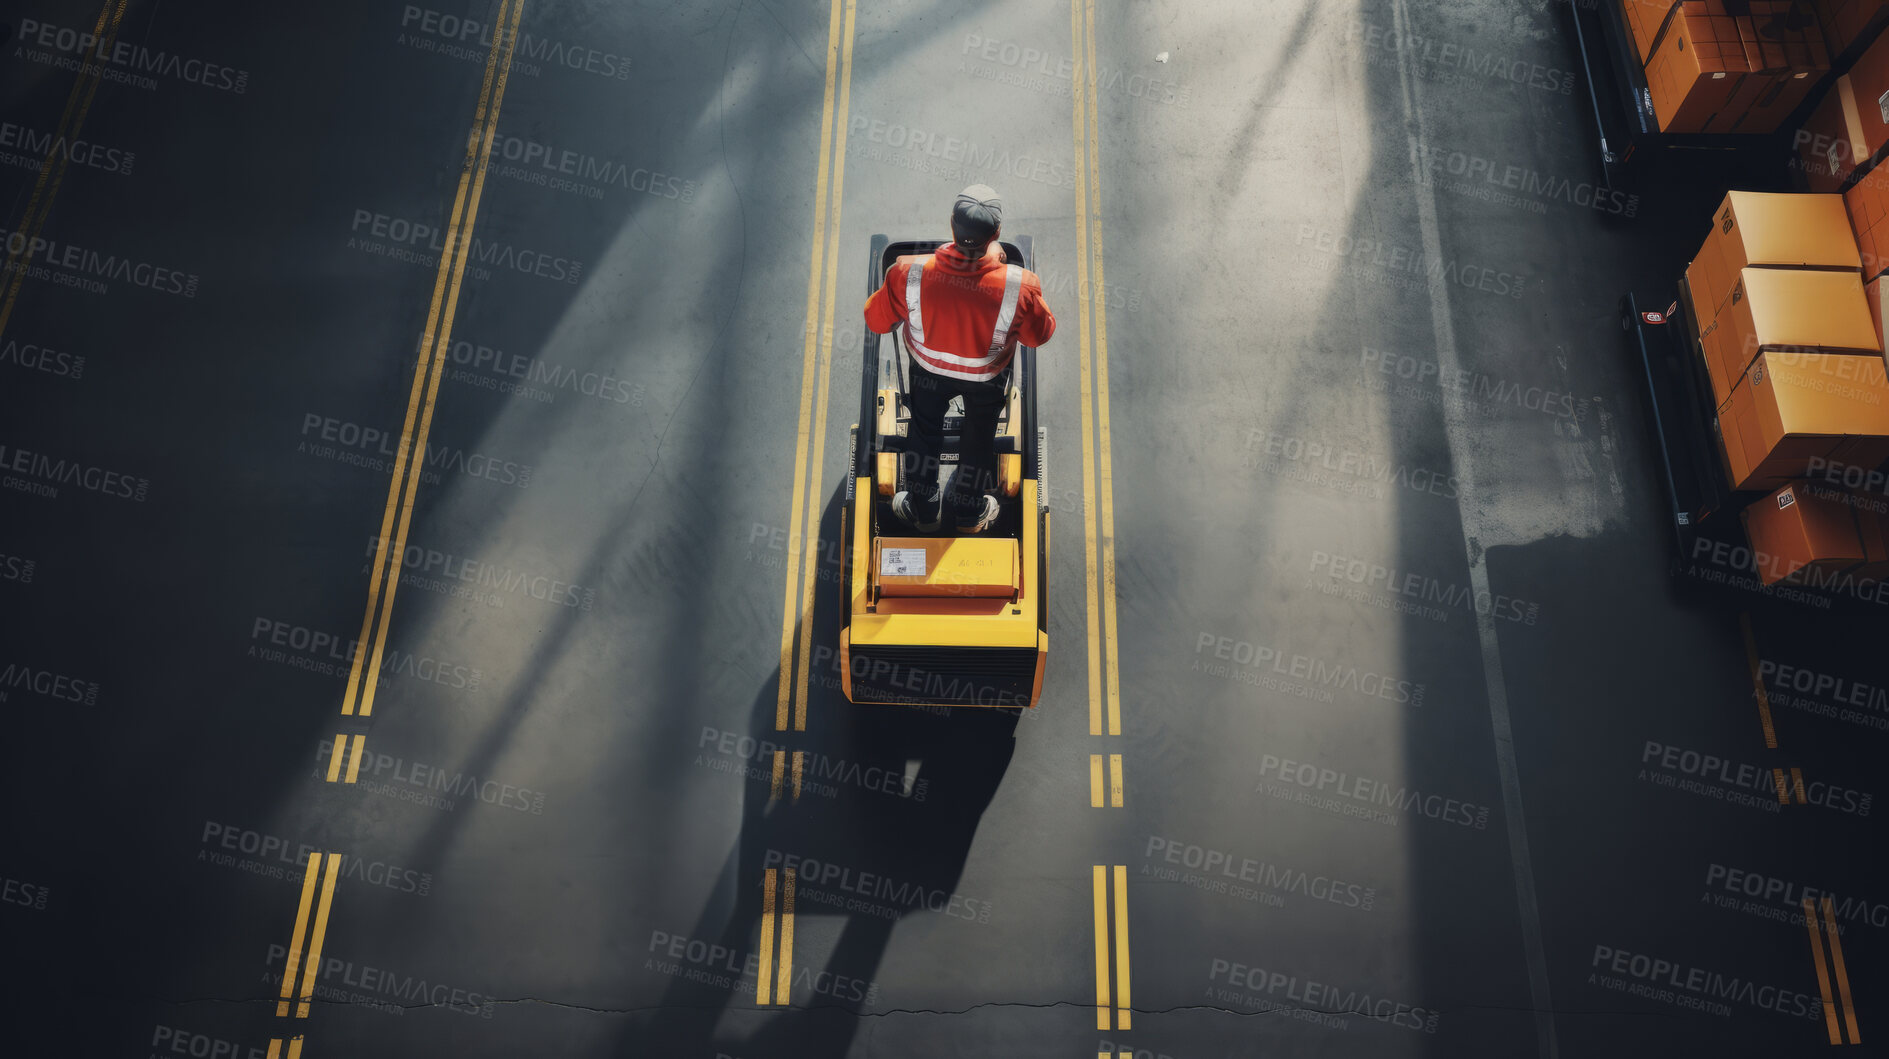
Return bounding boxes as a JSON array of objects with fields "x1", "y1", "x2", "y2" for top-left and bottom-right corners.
[{"x1": 2, "y1": 0, "x2": 1885, "y2": 1056}]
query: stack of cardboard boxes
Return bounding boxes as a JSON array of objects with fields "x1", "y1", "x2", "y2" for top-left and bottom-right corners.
[
  {"x1": 1626, "y1": 0, "x2": 1830, "y2": 134},
  {"x1": 1683, "y1": 191, "x2": 1889, "y2": 584},
  {"x1": 1795, "y1": 8, "x2": 1889, "y2": 188}
]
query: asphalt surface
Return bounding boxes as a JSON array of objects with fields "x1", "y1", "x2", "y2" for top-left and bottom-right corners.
[{"x1": 2, "y1": 0, "x2": 1886, "y2": 1056}]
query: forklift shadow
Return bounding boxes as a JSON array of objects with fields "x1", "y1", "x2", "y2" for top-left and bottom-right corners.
[{"x1": 628, "y1": 484, "x2": 1019, "y2": 1057}]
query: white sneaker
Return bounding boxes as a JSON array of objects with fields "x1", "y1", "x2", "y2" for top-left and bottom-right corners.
[
  {"x1": 953, "y1": 494, "x2": 1001, "y2": 534},
  {"x1": 892, "y1": 490, "x2": 942, "y2": 532}
]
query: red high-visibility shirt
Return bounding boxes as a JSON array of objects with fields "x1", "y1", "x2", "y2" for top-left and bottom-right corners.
[{"x1": 863, "y1": 242, "x2": 1056, "y2": 381}]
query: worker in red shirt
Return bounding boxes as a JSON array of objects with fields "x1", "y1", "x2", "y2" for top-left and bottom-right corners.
[{"x1": 863, "y1": 185, "x2": 1057, "y2": 533}]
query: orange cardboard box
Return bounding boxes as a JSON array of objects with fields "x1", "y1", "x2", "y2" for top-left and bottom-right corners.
[
  {"x1": 1845, "y1": 170, "x2": 1889, "y2": 278},
  {"x1": 1856, "y1": 491, "x2": 1889, "y2": 580},
  {"x1": 1717, "y1": 350, "x2": 1889, "y2": 490},
  {"x1": 1793, "y1": 75, "x2": 1870, "y2": 192},
  {"x1": 1647, "y1": 3, "x2": 1751, "y2": 132},
  {"x1": 1623, "y1": 0, "x2": 1683, "y2": 62},
  {"x1": 1727, "y1": 4, "x2": 1832, "y2": 133},
  {"x1": 873, "y1": 537, "x2": 1019, "y2": 598},
  {"x1": 1742, "y1": 481, "x2": 1869, "y2": 584},
  {"x1": 1708, "y1": 268, "x2": 1878, "y2": 406},
  {"x1": 1813, "y1": 0, "x2": 1889, "y2": 59},
  {"x1": 1696, "y1": 192, "x2": 1860, "y2": 319},
  {"x1": 1846, "y1": 17, "x2": 1889, "y2": 158},
  {"x1": 1867, "y1": 275, "x2": 1888, "y2": 351}
]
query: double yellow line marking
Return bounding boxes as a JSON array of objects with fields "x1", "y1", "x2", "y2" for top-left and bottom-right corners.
[
  {"x1": 1804, "y1": 895, "x2": 1862, "y2": 1045},
  {"x1": 0, "y1": 0, "x2": 130, "y2": 342},
  {"x1": 326, "y1": 0, "x2": 525, "y2": 774},
  {"x1": 325, "y1": 733, "x2": 370, "y2": 785},
  {"x1": 1091, "y1": 865, "x2": 1132, "y2": 1029},
  {"x1": 264, "y1": 1039, "x2": 304, "y2": 1059},
  {"x1": 756, "y1": 867, "x2": 798, "y2": 1005},
  {"x1": 275, "y1": 853, "x2": 342, "y2": 1019},
  {"x1": 773, "y1": 0, "x2": 859, "y2": 734}
]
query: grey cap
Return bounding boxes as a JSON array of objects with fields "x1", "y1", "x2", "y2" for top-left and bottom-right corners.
[{"x1": 951, "y1": 184, "x2": 1002, "y2": 249}]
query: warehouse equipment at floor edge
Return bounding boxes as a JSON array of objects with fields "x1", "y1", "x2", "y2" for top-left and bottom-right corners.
[{"x1": 840, "y1": 235, "x2": 1049, "y2": 709}]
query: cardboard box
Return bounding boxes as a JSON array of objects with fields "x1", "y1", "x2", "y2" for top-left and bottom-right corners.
[
  {"x1": 1845, "y1": 169, "x2": 1889, "y2": 278},
  {"x1": 1647, "y1": 3, "x2": 1751, "y2": 132},
  {"x1": 1717, "y1": 349, "x2": 1889, "y2": 490},
  {"x1": 1857, "y1": 489, "x2": 1889, "y2": 580},
  {"x1": 1706, "y1": 268, "x2": 1878, "y2": 406},
  {"x1": 1814, "y1": 0, "x2": 1889, "y2": 60},
  {"x1": 1624, "y1": 0, "x2": 1683, "y2": 62},
  {"x1": 1742, "y1": 481, "x2": 1869, "y2": 584},
  {"x1": 1846, "y1": 15, "x2": 1889, "y2": 158},
  {"x1": 1697, "y1": 192, "x2": 1860, "y2": 318},
  {"x1": 873, "y1": 537, "x2": 1019, "y2": 598},
  {"x1": 1727, "y1": 3, "x2": 1832, "y2": 133},
  {"x1": 1867, "y1": 275, "x2": 1888, "y2": 351},
  {"x1": 1793, "y1": 75, "x2": 1870, "y2": 192}
]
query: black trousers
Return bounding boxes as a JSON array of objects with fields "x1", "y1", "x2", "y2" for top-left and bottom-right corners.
[{"x1": 904, "y1": 359, "x2": 1007, "y2": 522}]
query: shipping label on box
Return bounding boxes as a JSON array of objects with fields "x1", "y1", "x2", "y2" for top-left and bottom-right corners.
[{"x1": 881, "y1": 548, "x2": 926, "y2": 577}]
